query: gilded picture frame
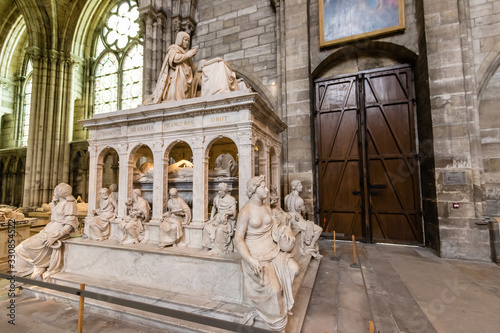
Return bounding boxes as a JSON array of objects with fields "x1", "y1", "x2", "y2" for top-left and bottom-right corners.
[{"x1": 319, "y1": 0, "x2": 405, "y2": 48}]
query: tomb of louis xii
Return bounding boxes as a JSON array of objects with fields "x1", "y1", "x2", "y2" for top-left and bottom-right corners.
[{"x1": 1, "y1": 0, "x2": 500, "y2": 332}]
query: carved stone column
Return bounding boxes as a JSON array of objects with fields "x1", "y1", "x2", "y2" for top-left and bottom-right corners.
[
  {"x1": 192, "y1": 136, "x2": 207, "y2": 223},
  {"x1": 139, "y1": 6, "x2": 169, "y2": 97},
  {"x1": 117, "y1": 144, "x2": 129, "y2": 219},
  {"x1": 87, "y1": 144, "x2": 98, "y2": 215},
  {"x1": 152, "y1": 141, "x2": 164, "y2": 220},
  {"x1": 22, "y1": 48, "x2": 78, "y2": 207},
  {"x1": 238, "y1": 131, "x2": 254, "y2": 210}
]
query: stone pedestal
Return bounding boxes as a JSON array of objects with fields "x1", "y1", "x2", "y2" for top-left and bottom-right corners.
[{"x1": 81, "y1": 90, "x2": 286, "y2": 248}]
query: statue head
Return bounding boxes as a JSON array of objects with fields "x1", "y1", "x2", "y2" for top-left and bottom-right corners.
[
  {"x1": 169, "y1": 187, "x2": 178, "y2": 197},
  {"x1": 290, "y1": 179, "x2": 303, "y2": 193},
  {"x1": 175, "y1": 31, "x2": 190, "y2": 49},
  {"x1": 217, "y1": 182, "x2": 229, "y2": 197},
  {"x1": 246, "y1": 175, "x2": 267, "y2": 199},
  {"x1": 109, "y1": 184, "x2": 118, "y2": 192},
  {"x1": 132, "y1": 189, "x2": 142, "y2": 199},
  {"x1": 99, "y1": 188, "x2": 110, "y2": 199},
  {"x1": 54, "y1": 183, "x2": 73, "y2": 200}
]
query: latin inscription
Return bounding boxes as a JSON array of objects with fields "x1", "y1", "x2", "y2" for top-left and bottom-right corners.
[
  {"x1": 210, "y1": 116, "x2": 229, "y2": 123},
  {"x1": 163, "y1": 120, "x2": 194, "y2": 130},
  {"x1": 130, "y1": 125, "x2": 154, "y2": 133},
  {"x1": 98, "y1": 129, "x2": 121, "y2": 138}
]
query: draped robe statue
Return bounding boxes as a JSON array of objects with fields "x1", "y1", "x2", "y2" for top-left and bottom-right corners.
[
  {"x1": 284, "y1": 180, "x2": 323, "y2": 259},
  {"x1": 119, "y1": 189, "x2": 150, "y2": 244},
  {"x1": 85, "y1": 188, "x2": 117, "y2": 241},
  {"x1": 159, "y1": 188, "x2": 191, "y2": 247},
  {"x1": 144, "y1": 31, "x2": 197, "y2": 104},
  {"x1": 202, "y1": 182, "x2": 237, "y2": 255},
  {"x1": 15, "y1": 183, "x2": 79, "y2": 281}
]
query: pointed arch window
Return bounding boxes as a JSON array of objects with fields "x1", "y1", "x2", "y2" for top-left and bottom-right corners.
[
  {"x1": 21, "y1": 59, "x2": 33, "y2": 147},
  {"x1": 94, "y1": 0, "x2": 143, "y2": 115}
]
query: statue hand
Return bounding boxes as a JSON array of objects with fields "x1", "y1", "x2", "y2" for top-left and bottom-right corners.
[
  {"x1": 43, "y1": 236, "x2": 58, "y2": 247},
  {"x1": 248, "y1": 257, "x2": 262, "y2": 279},
  {"x1": 187, "y1": 49, "x2": 197, "y2": 58}
]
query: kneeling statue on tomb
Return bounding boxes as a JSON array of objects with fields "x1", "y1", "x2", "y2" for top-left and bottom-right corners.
[{"x1": 119, "y1": 189, "x2": 150, "y2": 244}]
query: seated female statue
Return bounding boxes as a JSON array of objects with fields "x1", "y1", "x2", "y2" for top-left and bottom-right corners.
[{"x1": 234, "y1": 176, "x2": 299, "y2": 332}]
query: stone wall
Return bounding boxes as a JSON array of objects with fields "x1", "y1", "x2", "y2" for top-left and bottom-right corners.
[
  {"x1": 422, "y1": 0, "x2": 490, "y2": 260},
  {"x1": 471, "y1": 0, "x2": 500, "y2": 218},
  {"x1": 192, "y1": 0, "x2": 278, "y2": 109}
]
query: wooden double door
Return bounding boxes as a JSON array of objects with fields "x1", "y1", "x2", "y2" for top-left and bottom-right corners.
[{"x1": 315, "y1": 65, "x2": 423, "y2": 244}]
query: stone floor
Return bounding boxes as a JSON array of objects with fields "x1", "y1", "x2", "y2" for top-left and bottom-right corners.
[{"x1": 1, "y1": 239, "x2": 500, "y2": 332}]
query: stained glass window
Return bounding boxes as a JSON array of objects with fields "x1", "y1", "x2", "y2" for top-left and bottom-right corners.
[
  {"x1": 94, "y1": 0, "x2": 143, "y2": 114},
  {"x1": 21, "y1": 60, "x2": 33, "y2": 147},
  {"x1": 95, "y1": 53, "x2": 119, "y2": 114}
]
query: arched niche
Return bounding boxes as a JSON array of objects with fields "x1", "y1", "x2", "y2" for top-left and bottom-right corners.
[
  {"x1": 165, "y1": 140, "x2": 194, "y2": 208},
  {"x1": 254, "y1": 140, "x2": 265, "y2": 178},
  {"x1": 269, "y1": 146, "x2": 279, "y2": 196},
  {"x1": 96, "y1": 147, "x2": 119, "y2": 202},
  {"x1": 130, "y1": 144, "x2": 154, "y2": 207},
  {"x1": 206, "y1": 137, "x2": 239, "y2": 215},
  {"x1": 102, "y1": 150, "x2": 119, "y2": 189},
  {"x1": 70, "y1": 149, "x2": 90, "y2": 202}
]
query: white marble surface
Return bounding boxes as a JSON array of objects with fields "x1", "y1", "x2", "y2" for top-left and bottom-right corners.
[
  {"x1": 82, "y1": 90, "x2": 286, "y2": 251},
  {"x1": 63, "y1": 238, "x2": 245, "y2": 304}
]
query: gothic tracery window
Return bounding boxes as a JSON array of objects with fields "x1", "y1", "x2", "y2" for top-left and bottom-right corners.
[
  {"x1": 94, "y1": 0, "x2": 143, "y2": 114},
  {"x1": 21, "y1": 59, "x2": 33, "y2": 147}
]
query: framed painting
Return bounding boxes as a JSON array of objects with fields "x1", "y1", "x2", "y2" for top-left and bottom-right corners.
[{"x1": 319, "y1": 0, "x2": 405, "y2": 48}]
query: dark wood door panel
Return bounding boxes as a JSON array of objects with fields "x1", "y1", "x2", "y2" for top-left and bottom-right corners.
[
  {"x1": 316, "y1": 76, "x2": 363, "y2": 237},
  {"x1": 316, "y1": 66, "x2": 423, "y2": 244},
  {"x1": 364, "y1": 68, "x2": 422, "y2": 244}
]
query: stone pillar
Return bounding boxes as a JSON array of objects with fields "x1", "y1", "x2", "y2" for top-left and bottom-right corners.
[
  {"x1": 280, "y1": 0, "x2": 314, "y2": 216},
  {"x1": 22, "y1": 49, "x2": 76, "y2": 207},
  {"x1": 422, "y1": 0, "x2": 489, "y2": 260},
  {"x1": 139, "y1": 6, "x2": 169, "y2": 98},
  {"x1": 152, "y1": 141, "x2": 164, "y2": 220},
  {"x1": 87, "y1": 144, "x2": 98, "y2": 215},
  {"x1": 238, "y1": 131, "x2": 254, "y2": 210},
  {"x1": 192, "y1": 136, "x2": 207, "y2": 223},
  {"x1": 117, "y1": 144, "x2": 129, "y2": 219}
]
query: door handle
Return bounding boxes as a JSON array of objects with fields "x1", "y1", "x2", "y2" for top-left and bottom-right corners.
[{"x1": 352, "y1": 191, "x2": 360, "y2": 196}]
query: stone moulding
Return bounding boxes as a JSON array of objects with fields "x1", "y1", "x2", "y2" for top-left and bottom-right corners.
[{"x1": 80, "y1": 90, "x2": 286, "y2": 134}]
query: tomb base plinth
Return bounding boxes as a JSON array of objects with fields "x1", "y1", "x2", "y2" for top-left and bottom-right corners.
[{"x1": 26, "y1": 238, "x2": 319, "y2": 332}]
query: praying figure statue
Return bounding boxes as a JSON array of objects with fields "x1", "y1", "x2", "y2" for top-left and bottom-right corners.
[
  {"x1": 119, "y1": 189, "x2": 151, "y2": 244},
  {"x1": 234, "y1": 176, "x2": 299, "y2": 331},
  {"x1": 284, "y1": 180, "x2": 323, "y2": 259},
  {"x1": 202, "y1": 182, "x2": 237, "y2": 255},
  {"x1": 85, "y1": 188, "x2": 117, "y2": 241},
  {"x1": 15, "y1": 183, "x2": 79, "y2": 281},
  {"x1": 144, "y1": 31, "x2": 197, "y2": 104},
  {"x1": 159, "y1": 188, "x2": 192, "y2": 247}
]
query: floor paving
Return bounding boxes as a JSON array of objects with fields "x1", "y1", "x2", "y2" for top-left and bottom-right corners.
[{"x1": 1, "y1": 239, "x2": 499, "y2": 332}]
